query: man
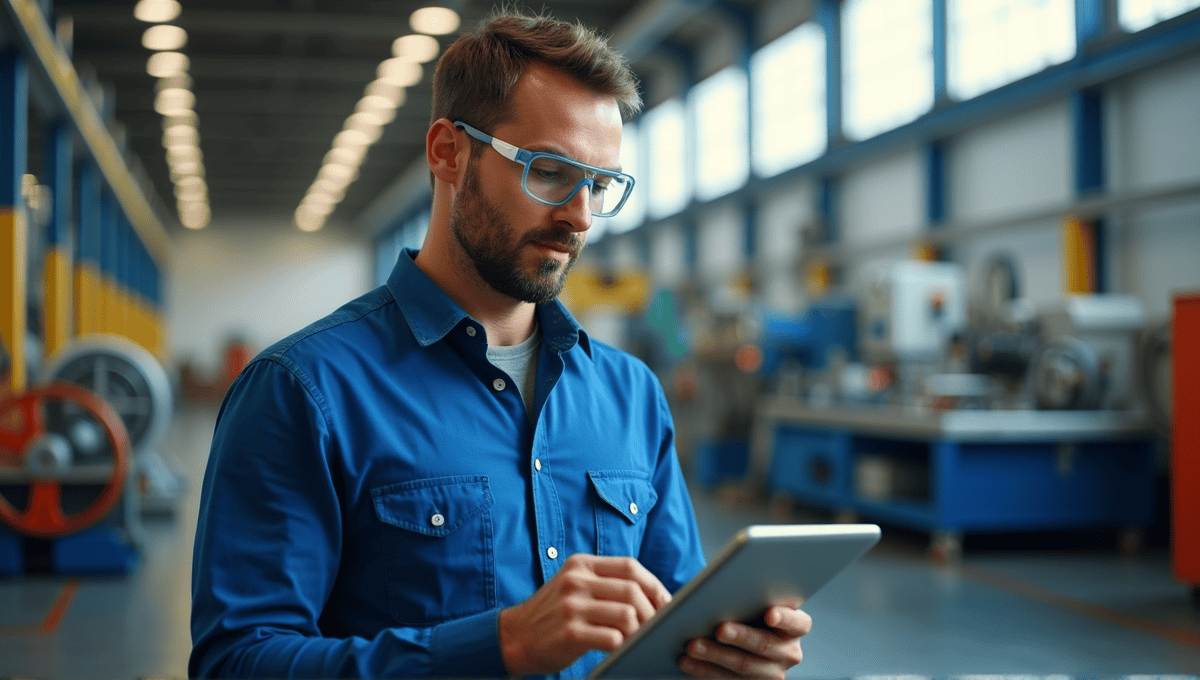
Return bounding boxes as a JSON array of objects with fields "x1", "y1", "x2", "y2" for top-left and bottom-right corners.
[{"x1": 190, "y1": 11, "x2": 810, "y2": 679}]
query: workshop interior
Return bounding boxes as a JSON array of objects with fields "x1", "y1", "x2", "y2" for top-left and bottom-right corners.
[{"x1": 2, "y1": 0, "x2": 1199, "y2": 676}]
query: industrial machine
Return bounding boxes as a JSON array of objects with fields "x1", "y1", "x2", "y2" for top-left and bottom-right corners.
[{"x1": 0, "y1": 335, "x2": 176, "y2": 575}]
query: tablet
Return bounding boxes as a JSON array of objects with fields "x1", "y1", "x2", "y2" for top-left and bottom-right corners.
[{"x1": 587, "y1": 523, "x2": 881, "y2": 679}]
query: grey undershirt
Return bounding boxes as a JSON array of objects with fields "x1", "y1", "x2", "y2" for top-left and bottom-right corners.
[{"x1": 485, "y1": 324, "x2": 540, "y2": 420}]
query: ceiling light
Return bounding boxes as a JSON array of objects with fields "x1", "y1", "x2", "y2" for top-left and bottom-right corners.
[
  {"x1": 410, "y1": 7, "x2": 460, "y2": 36},
  {"x1": 333, "y1": 129, "x2": 372, "y2": 151},
  {"x1": 162, "y1": 109, "x2": 198, "y2": 129},
  {"x1": 295, "y1": 208, "x2": 324, "y2": 232},
  {"x1": 392, "y1": 34, "x2": 440, "y2": 63},
  {"x1": 356, "y1": 96, "x2": 397, "y2": 125},
  {"x1": 302, "y1": 195, "x2": 336, "y2": 213},
  {"x1": 155, "y1": 87, "x2": 195, "y2": 116},
  {"x1": 319, "y1": 163, "x2": 356, "y2": 183},
  {"x1": 365, "y1": 80, "x2": 406, "y2": 107},
  {"x1": 134, "y1": 0, "x2": 181, "y2": 23},
  {"x1": 163, "y1": 125, "x2": 197, "y2": 145},
  {"x1": 180, "y1": 203, "x2": 211, "y2": 230},
  {"x1": 344, "y1": 113, "x2": 383, "y2": 144},
  {"x1": 147, "y1": 51, "x2": 189, "y2": 78},
  {"x1": 167, "y1": 145, "x2": 201, "y2": 164},
  {"x1": 378, "y1": 58, "x2": 423, "y2": 87},
  {"x1": 324, "y1": 146, "x2": 364, "y2": 168},
  {"x1": 170, "y1": 160, "x2": 202, "y2": 178},
  {"x1": 143, "y1": 24, "x2": 187, "y2": 50},
  {"x1": 350, "y1": 105, "x2": 392, "y2": 128},
  {"x1": 176, "y1": 175, "x2": 205, "y2": 190}
]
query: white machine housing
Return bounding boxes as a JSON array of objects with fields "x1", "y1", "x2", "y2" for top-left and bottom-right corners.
[{"x1": 861, "y1": 261, "x2": 967, "y2": 363}]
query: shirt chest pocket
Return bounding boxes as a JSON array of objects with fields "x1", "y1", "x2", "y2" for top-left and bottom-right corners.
[
  {"x1": 372, "y1": 475, "x2": 496, "y2": 626},
  {"x1": 588, "y1": 470, "x2": 658, "y2": 558}
]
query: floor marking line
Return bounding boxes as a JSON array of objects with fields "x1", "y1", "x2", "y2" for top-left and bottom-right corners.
[
  {"x1": 40, "y1": 578, "x2": 79, "y2": 633},
  {"x1": 959, "y1": 563, "x2": 1200, "y2": 649},
  {"x1": 0, "y1": 579, "x2": 79, "y2": 636}
]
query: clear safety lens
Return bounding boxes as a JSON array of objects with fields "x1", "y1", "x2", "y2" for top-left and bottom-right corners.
[{"x1": 523, "y1": 154, "x2": 633, "y2": 217}]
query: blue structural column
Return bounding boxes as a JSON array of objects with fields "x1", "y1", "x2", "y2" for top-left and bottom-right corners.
[
  {"x1": 1070, "y1": 0, "x2": 1109, "y2": 292},
  {"x1": 817, "y1": 0, "x2": 842, "y2": 252},
  {"x1": 44, "y1": 122, "x2": 73, "y2": 358},
  {"x1": 75, "y1": 161, "x2": 101, "y2": 336},
  {"x1": 1, "y1": 50, "x2": 29, "y2": 394}
]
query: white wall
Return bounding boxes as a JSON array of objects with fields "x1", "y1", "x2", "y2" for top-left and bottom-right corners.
[
  {"x1": 839, "y1": 146, "x2": 924, "y2": 246},
  {"x1": 167, "y1": 222, "x2": 372, "y2": 373},
  {"x1": 949, "y1": 99, "x2": 1072, "y2": 223},
  {"x1": 1109, "y1": 52, "x2": 1200, "y2": 319}
]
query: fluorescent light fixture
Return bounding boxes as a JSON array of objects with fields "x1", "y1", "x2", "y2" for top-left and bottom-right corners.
[
  {"x1": 410, "y1": 7, "x2": 460, "y2": 35},
  {"x1": 167, "y1": 145, "x2": 201, "y2": 164},
  {"x1": 134, "y1": 0, "x2": 181, "y2": 23},
  {"x1": 392, "y1": 34, "x2": 440, "y2": 62},
  {"x1": 156, "y1": 88, "x2": 195, "y2": 116},
  {"x1": 319, "y1": 163, "x2": 356, "y2": 183},
  {"x1": 295, "y1": 208, "x2": 325, "y2": 232},
  {"x1": 180, "y1": 203, "x2": 210, "y2": 230},
  {"x1": 344, "y1": 113, "x2": 383, "y2": 144},
  {"x1": 333, "y1": 129, "x2": 372, "y2": 151},
  {"x1": 365, "y1": 79, "x2": 406, "y2": 106},
  {"x1": 147, "y1": 51, "x2": 189, "y2": 78},
  {"x1": 143, "y1": 24, "x2": 187, "y2": 50},
  {"x1": 356, "y1": 96, "x2": 397, "y2": 125},
  {"x1": 325, "y1": 146, "x2": 364, "y2": 168},
  {"x1": 163, "y1": 125, "x2": 198, "y2": 148},
  {"x1": 378, "y1": 58, "x2": 423, "y2": 87}
]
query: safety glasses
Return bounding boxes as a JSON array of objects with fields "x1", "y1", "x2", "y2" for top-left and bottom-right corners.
[{"x1": 455, "y1": 121, "x2": 635, "y2": 218}]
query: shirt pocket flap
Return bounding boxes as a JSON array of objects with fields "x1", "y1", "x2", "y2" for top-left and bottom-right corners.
[
  {"x1": 588, "y1": 471, "x2": 658, "y2": 525},
  {"x1": 372, "y1": 475, "x2": 494, "y2": 538}
]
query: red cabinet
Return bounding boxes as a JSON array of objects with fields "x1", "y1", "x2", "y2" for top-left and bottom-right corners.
[{"x1": 1173, "y1": 294, "x2": 1200, "y2": 598}]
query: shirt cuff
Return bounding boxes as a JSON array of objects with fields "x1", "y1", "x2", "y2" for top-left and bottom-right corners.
[{"x1": 429, "y1": 608, "x2": 508, "y2": 678}]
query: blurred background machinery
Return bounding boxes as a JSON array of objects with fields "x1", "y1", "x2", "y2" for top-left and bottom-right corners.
[{"x1": 0, "y1": 335, "x2": 175, "y2": 575}]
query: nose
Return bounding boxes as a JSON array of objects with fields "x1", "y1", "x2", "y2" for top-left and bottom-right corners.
[{"x1": 551, "y1": 180, "x2": 593, "y2": 234}]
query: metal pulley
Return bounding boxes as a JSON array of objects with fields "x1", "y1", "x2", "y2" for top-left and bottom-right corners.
[
  {"x1": 39, "y1": 335, "x2": 173, "y2": 458},
  {"x1": 1031, "y1": 336, "x2": 1103, "y2": 410},
  {"x1": 0, "y1": 383, "x2": 131, "y2": 537}
]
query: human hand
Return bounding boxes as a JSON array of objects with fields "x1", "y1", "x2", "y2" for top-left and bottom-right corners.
[
  {"x1": 498, "y1": 553, "x2": 672, "y2": 675},
  {"x1": 678, "y1": 605, "x2": 812, "y2": 678}
]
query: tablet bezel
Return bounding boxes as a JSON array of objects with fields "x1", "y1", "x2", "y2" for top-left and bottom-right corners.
[{"x1": 587, "y1": 523, "x2": 881, "y2": 679}]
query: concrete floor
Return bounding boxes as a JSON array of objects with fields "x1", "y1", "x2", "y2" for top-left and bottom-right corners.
[{"x1": 2, "y1": 403, "x2": 1199, "y2": 678}]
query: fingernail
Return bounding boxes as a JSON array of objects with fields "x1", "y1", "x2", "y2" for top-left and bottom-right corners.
[{"x1": 693, "y1": 640, "x2": 706, "y2": 655}]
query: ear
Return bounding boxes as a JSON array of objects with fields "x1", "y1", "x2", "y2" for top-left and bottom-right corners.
[{"x1": 427, "y1": 118, "x2": 469, "y2": 187}]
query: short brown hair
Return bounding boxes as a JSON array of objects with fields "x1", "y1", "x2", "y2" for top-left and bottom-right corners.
[{"x1": 431, "y1": 9, "x2": 642, "y2": 133}]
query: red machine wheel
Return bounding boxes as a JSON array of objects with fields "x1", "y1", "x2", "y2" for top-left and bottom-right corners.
[{"x1": 0, "y1": 382, "x2": 131, "y2": 537}]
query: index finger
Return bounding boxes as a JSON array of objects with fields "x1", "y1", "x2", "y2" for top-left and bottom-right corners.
[
  {"x1": 764, "y1": 606, "x2": 812, "y2": 638},
  {"x1": 589, "y1": 556, "x2": 673, "y2": 609}
]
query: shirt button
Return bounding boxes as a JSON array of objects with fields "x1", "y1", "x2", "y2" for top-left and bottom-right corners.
[
  {"x1": 534, "y1": 459, "x2": 542, "y2": 471},
  {"x1": 493, "y1": 378, "x2": 506, "y2": 391},
  {"x1": 430, "y1": 513, "x2": 445, "y2": 527},
  {"x1": 629, "y1": 502, "x2": 639, "y2": 515},
  {"x1": 465, "y1": 326, "x2": 476, "y2": 337},
  {"x1": 546, "y1": 546, "x2": 558, "y2": 560}
]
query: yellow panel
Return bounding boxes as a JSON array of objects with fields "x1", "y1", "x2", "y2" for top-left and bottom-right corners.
[
  {"x1": 1, "y1": 209, "x2": 28, "y2": 392},
  {"x1": 74, "y1": 264, "x2": 101, "y2": 336},
  {"x1": 1062, "y1": 216, "x2": 1094, "y2": 295},
  {"x1": 43, "y1": 248, "x2": 72, "y2": 359},
  {"x1": 561, "y1": 267, "x2": 650, "y2": 314}
]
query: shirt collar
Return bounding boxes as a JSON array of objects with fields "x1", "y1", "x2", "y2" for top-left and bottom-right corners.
[{"x1": 388, "y1": 248, "x2": 591, "y2": 356}]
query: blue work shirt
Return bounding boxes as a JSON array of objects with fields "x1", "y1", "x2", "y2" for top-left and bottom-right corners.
[{"x1": 190, "y1": 249, "x2": 707, "y2": 679}]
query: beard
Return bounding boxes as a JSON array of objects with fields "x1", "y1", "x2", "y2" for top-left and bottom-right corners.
[{"x1": 450, "y1": 162, "x2": 584, "y2": 305}]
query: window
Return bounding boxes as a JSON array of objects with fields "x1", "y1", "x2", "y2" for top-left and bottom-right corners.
[
  {"x1": 1119, "y1": 0, "x2": 1200, "y2": 32},
  {"x1": 948, "y1": 0, "x2": 1075, "y2": 101},
  {"x1": 842, "y1": 0, "x2": 934, "y2": 141},
  {"x1": 751, "y1": 22, "x2": 826, "y2": 178},
  {"x1": 643, "y1": 99, "x2": 690, "y2": 219},
  {"x1": 691, "y1": 66, "x2": 749, "y2": 201}
]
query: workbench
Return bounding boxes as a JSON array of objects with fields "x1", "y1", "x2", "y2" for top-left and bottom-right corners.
[{"x1": 752, "y1": 396, "x2": 1157, "y2": 560}]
